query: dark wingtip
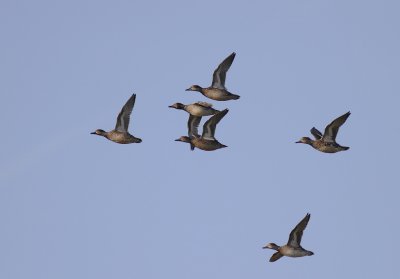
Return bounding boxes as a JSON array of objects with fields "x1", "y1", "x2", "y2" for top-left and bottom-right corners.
[{"x1": 218, "y1": 109, "x2": 229, "y2": 118}]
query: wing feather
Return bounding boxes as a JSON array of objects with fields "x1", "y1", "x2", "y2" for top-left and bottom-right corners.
[
  {"x1": 115, "y1": 94, "x2": 136, "y2": 132},
  {"x1": 310, "y1": 127, "x2": 323, "y2": 140},
  {"x1": 323, "y1": 111, "x2": 351, "y2": 142},
  {"x1": 211, "y1": 52, "x2": 236, "y2": 89},
  {"x1": 287, "y1": 213, "x2": 310, "y2": 248},
  {"x1": 202, "y1": 109, "x2": 229, "y2": 140}
]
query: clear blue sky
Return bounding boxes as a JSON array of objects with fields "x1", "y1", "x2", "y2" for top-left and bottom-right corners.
[{"x1": 1, "y1": 0, "x2": 399, "y2": 278}]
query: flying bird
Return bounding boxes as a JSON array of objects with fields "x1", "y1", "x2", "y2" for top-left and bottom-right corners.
[
  {"x1": 175, "y1": 109, "x2": 229, "y2": 151},
  {"x1": 263, "y1": 213, "x2": 314, "y2": 262},
  {"x1": 169, "y1": 101, "x2": 220, "y2": 117},
  {"x1": 169, "y1": 102, "x2": 220, "y2": 150},
  {"x1": 296, "y1": 111, "x2": 350, "y2": 153},
  {"x1": 91, "y1": 94, "x2": 142, "y2": 144},
  {"x1": 186, "y1": 52, "x2": 240, "y2": 101}
]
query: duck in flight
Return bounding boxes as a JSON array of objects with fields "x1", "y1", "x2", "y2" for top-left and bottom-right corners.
[
  {"x1": 91, "y1": 94, "x2": 142, "y2": 144},
  {"x1": 186, "y1": 52, "x2": 240, "y2": 101},
  {"x1": 263, "y1": 213, "x2": 314, "y2": 262},
  {"x1": 169, "y1": 102, "x2": 220, "y2": 150},
  {"x1": 296, "y1": 111, "x2": 350, "y2": 153},
  {"x1": 169, "y1": 101, "x2": 220, "y2": 117},
  {"x1": 175, "y1": 109, "x2": 229, "y2": 151}
]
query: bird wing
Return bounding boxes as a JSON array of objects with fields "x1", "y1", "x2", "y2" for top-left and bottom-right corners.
[
  {"x1": 202, "y1": 109, "x2": 229, "y2": 140},
  {"x1": 310, "y1": 127, "x2": 323, "y2": 140},
  {"x1": 115, "y1": 94, "x2": 136, "y2": 132},
  {"x1": 323, "y1": 111, "x2": 351, "y2": 142},
  {"x1": 188, "y1": 115, "x2": 201, "y2": 138},
  {"x1": 188, "y1": 115, "x2": 201, "y2": 151},
  {"x1": 211, "y1": 52, "x2": 236, "y2": 89},
  {"x1": 287, "y1": 213, "x2": 310, "y2": 248},
  {"x1": 269, "y1": 252, "x2": 283, "y2": 262}
]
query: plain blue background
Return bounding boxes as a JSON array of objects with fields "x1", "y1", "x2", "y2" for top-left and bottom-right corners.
[{"x1": 1, "y1": 0, "x2": 399, "y2": 278}]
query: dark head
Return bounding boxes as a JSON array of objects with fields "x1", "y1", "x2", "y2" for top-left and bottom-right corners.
[
  {"x1": 262, "y1": 243, "x2": 280, "y2": 251},
  {"x1": 168, "y1": 103, "x2": 185, "y2": 110},
  {"x1": 90, "y1": 129, "x2": 107, "y2": 136},
  {"x1": 175, "y1": 136, "x2": 192, "y2": 143},
  {"x1": 185, "y1": 85, "x2": 202, "y2": 92},
  {"x1": 296, "y1": 137, "x2": 313, "y2": 145}
]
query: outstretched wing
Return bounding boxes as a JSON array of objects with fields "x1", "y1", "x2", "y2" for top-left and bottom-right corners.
[
  {"x1": 202, "y1": 109, "x2": 229, "y2": 140},
  {"x1": 211, "y1": 52, "x2": 236, "y2": 89},
  {"x1": 188, "y1": 115, "x2": 201, "y2": 151},
  {"x1": 323, "y1": 111, "x2": 351, "y2": 142},
  {"x1": 115, "y1": 94, "x2": 136, "y2": 132},
  {"x1": 188, "y1": 115, "x2": 201, "y2": 138},
  {"x1": 287, "y1": 213, "x2": 310, "y2": 248}
]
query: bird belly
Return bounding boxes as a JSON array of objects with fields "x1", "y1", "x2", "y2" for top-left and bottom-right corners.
[
  {"x1": 203, "y1": 88, "x2": 230, "y2": 101},
  {"x1": 315, "y1": 143, "x2": 341, "y2": 153},
  {"x1": 192, "y1": 138, "x2": 223, "y2": 151},
  {"x1": 187, "y1": 106, "x2": 213, "y2": 117},
  {"x1": 279, "y1": 247, "x2": 307, "y2": 257},
  {"x1": 107, "y1": 132, "x2": 140, "y2": 144}
]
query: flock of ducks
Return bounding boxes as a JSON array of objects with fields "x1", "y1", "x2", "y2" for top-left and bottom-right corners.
[{"x1": 91, "y1": 52, "x2": 352, "y2": 262}]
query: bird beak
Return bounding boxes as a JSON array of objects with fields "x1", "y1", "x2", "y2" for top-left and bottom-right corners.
[
  {"x1": 90, "y1": 132, "x2": 96, "y2": 135},
  {"x1": 175, "y1": 139, "x2": 181, "y2": 142},
  {"x1": 168, "y1": 105, "x2": 174, "y2": 108},
  {"x1": 185, "y1": 88, "x2": 191, "y2": 91},
  {"x1": 295, "y1": 141, "x2": 301, "y2": 143}
]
